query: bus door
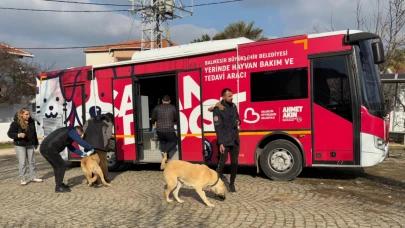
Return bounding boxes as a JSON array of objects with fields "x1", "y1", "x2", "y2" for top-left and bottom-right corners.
[
  {"x1": 112, "y1": 77, "x2": 137, "y2": 162},
  {"x1": 134, "y1": 73, "x2": 180, "y2": 163},
  {"x1": 177, "y1": 69, "x2": 204, "y2": 162},
  {"x1": 64, "y1": 84, "x2": 85, "y2": 160},
  {"x1": 310, "y1": 54, "x2": 359, "y2": 165}
]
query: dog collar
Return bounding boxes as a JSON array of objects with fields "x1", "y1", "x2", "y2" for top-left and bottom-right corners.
[{"x1": 210, "y1": 173, "x2": 220, "y2": 187}]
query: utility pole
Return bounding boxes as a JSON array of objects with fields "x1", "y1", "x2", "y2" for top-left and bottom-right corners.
[
  {"x1": 129, "y1": 0, "x2": 136, "y2": 14},
  {"x1": 129, "y1": 0, "x2": 194, "y2": 51},
  {"x1": 166, "y1": 26, "x2": 171, "y2": 47}
]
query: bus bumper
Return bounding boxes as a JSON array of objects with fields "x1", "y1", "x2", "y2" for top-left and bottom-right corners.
[{"x1": 360, "y1": 133, "x2": 388, "y2": 167}]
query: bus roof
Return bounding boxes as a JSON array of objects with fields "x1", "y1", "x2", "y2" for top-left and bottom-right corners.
[
  {"x1": 93, "y1": 37, "x2": 254, "y2": 69},
  {"x1": 307, "y1": 29, "x2": 363, "y2": 38},
  {"x1": 92, "y1": 29, "x2": 364, "y2": 70}
]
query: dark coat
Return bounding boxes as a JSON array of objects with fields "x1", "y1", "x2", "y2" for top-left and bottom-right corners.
[
  {"x1": 151, "y1": 104, "x2": 177, "y2": 132},
  {"x1": 40, "y1": 126, "x2": 75, "y2": 153},
  {"x1": 209, "y1": 100, "x2": 241, "y2": 147},
  {"x1": 7, "y1": 114, "x2": 39, "y2": 147},
  {"x1": 83, "y1": 114, "x2": 113, "y2": 151}
]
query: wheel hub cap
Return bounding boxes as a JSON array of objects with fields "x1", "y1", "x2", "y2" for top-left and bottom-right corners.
[
  {"x1": 107, "y1": 151, "x2": 116, "y2": 166},
  {"x1": 270, "y1": 150, "x2": 293, "y2": 172}
]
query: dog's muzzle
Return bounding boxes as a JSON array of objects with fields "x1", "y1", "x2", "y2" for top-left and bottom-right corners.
[{"x1": 217, "y1": 194, "x2": 226, "y2": 201}]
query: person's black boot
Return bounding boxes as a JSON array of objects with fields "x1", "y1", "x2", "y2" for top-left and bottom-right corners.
[
  {"x1": 61, "y1": 183, "x2": 70, "y2": 189},
  {"x1": 229, "y1": 183, "x2": 236, "y2": 193},
  {"x1": 55, "y1": 186, "x2": 71, "y2": 193}
]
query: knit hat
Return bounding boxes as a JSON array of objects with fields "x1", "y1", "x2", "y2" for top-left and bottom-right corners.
[{"x1": 105, "y1": 112, "x2": 114, "y2": 122}]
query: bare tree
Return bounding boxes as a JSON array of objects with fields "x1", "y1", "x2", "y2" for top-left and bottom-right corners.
[
  {"x1": 354, "y1": 0, "x2": 405, "y2": 73},
  {"x1": 313, "y1": 11, "x2": 336, "y2": 33},
  {"x1": 314, "y1": 0, "x2": 405, "y2": 117},
  {"x1": 313, "y1": 0, "x2": 405, "y2": 73},
  {"x1": 355, "y1": 0, "x2": 405, "y2": 118},
  {"x1": 0, "y1": 42, "x2": 53, "y2": 105}
]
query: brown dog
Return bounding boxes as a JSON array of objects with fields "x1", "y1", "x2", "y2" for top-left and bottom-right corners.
[
  {"x1": 162, "y1": 159, "x2": 226, "y2": 207},
  {"x1": 81, "y1": 153, "x2": 111, "y2": 187}
]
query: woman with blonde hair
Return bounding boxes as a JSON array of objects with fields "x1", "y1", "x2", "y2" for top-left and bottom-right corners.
[{"x1": 7, "y1": 107, "x2": 43, "y2": 185}]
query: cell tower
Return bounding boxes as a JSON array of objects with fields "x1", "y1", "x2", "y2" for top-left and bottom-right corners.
[{"x1": 129, "y1": 0, "x2": 194, "y2": 51}]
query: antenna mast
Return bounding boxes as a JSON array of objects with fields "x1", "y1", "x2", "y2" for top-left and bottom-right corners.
[{"x1": 129, "y1": 0, "x2": 194, "y2": 51}]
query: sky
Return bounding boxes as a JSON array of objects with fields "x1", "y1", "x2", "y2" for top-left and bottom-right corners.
[{"x1": 0, "y1": 0, "x2": 381, "y2": 71}]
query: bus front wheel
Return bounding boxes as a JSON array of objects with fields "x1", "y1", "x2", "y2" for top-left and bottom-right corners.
[{"x1": 259, "y1": 139, "x2": 303, "y2": 181}]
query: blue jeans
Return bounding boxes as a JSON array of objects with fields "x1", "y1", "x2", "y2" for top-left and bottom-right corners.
[{"x1": 15, "y1": 145, "x2": 37, "y2": 181}]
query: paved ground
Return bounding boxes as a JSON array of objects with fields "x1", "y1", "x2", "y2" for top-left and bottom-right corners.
[{"x1": 0, "y1": 148, "x2": 405, "y2": 228}]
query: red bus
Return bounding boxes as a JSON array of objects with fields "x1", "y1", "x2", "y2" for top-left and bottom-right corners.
[{"x1": 35, "y1": 29, "x2": 389, "y2": 181}]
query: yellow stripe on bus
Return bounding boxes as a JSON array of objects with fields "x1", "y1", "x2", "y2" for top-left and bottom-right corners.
[
  {"x1": 180, "y1": 130, "x2": 311, "y2": 137},
  {"x1": 39, "y1": 131, "x2": 311, "y2": 140},
  {"x1": 38, "y1": 135, "x2": 135, "y2": 139},
  {"x1": 114, "y1": 135, "x2": 135, "y2": 138}
]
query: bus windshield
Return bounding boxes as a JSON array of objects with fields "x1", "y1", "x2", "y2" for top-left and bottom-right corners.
[{"x1": 354, "y1": 40, "x2": 385, "y2": 118}]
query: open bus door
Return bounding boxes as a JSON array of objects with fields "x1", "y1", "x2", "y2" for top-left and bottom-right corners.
[
  {"x1": 112, "y1": 77, "x2": 137, "y2": 163},
  {"x1": 64, "y1": 84, "x2": 86, "y2": 160},
  {"x1": 177, "y1": 69, "x2": 204, "y2": 162}
]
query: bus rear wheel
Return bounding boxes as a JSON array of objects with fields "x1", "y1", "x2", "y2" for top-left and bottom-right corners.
[
  {"x1": 106, "y1": 139, "x2": 129, "y2": 172},
  {"x1": 259, "y1": 139, "x2": 303, "y2": 181},
  {"x1": 107, "y1": 149, "x2": 120, "y2": 172},
  {"x1": 107, "y1": 149, "x2": 130, "y2": 172}
]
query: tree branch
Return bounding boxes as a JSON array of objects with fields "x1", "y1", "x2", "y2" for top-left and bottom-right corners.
[{"x1": 0, "y1": 42, "x2": 48, "y2": 105}]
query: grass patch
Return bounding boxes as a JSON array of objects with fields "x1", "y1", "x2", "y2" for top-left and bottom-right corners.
[{"x1": 0, "y1": 142, "x2": 14, "y2": 150}]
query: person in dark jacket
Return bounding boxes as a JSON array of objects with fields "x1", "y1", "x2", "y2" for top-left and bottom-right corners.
[
  {"x1": 7, "y1": 108, "x2": 43, "y2": 185},
  {"x1": 208, "y1": 88, "x2": 241, "y2": 193},
  {"x1": 40, "y1": 126, "x2": 94, "y2": 193},
  {"x1": 151, "y1": 95, "x2": 178, "y2": 170},
  {"x1": 83, "y1": 113, "x2": 114, "y2": 183}
]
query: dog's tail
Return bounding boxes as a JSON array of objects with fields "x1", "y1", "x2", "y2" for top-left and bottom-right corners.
[{"x1": 160, "y1": 153, "x2": 168, "y2": 170}]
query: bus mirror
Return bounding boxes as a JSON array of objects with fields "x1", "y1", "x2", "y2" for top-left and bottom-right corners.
[{"x1": 372, "y1": 41, "x2": 385, "y2": 64}]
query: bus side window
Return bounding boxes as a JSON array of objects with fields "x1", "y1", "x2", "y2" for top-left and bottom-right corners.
[
  {"x1": 312, "y1": 56, "x2": 352, "y2": 122},
  {"x1": 250, "y1": 67, "x2": 308, "y2": 102}
]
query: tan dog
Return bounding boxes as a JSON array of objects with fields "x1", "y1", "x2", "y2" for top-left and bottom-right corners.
[
  {"x1": 81, "y1": 153, "x2": 111, "y2": 187},
  {"x1": 162, "y1": 159, "x2": 226, "y2": 207}
]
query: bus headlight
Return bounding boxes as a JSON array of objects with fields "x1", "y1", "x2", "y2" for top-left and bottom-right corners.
[{"x1": 374, "y1": 136, "x2": 385, "y2": 151}]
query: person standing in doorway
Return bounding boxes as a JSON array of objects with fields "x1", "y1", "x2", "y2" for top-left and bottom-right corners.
[
  {"x1": 83, "y1": 112, "x2": 114, "y2": 184},
  {"x1": 151, "y1": 95, "x2": 178, "y2": 170},
  {"x1": 7, "y1": 108, "x2": 43, "y2": 185},
  {"x1": 209, "y1": 88, "x2": 241, "y2": 193},
  {"x1": 40, "y1": 126, "x2": 94, "y2": 193}
]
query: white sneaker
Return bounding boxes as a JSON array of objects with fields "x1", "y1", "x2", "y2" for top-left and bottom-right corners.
[
  {"x1": 21, "y1": 180, "x2": 27, "y2": 185},
  {"x1": 31, "y1": 178, "x2": 43, "y2": 182},
  {"x1": 86, "y1": 151, "x2": 93, "y2": 156}
]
